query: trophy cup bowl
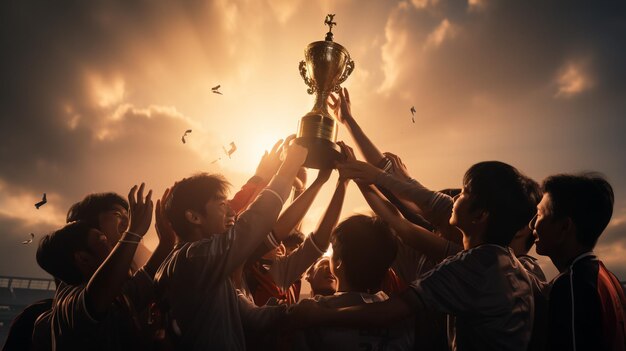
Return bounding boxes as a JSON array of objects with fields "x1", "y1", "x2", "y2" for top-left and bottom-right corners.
[{"x1": 296, "y1": 40, "x2": 355, "y2": 169}]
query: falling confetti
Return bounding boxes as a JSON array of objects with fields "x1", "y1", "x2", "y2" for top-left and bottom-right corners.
[
  {"x1": 223, "y1": 142, "x2": 237, "y2": 158},
  {"x1": 410, "y1": 106, "x2": 416, "y2": 123},
  {"x1": 22, "y1": 233, "x2": 35, "y2": 244},
  {"x1": 211, "y1": 85, "x2": 222, "y2": 95},
  {"x1": 35, "y1": 193, "x2": 47, "y2": 209},
  {"x1": 181, "y1": 129, "x2": 192, "y2": 144}
]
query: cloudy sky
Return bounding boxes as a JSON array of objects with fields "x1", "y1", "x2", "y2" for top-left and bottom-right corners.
[{"x1": 1, "y1": 0, "x2": 625, "y2": 282}]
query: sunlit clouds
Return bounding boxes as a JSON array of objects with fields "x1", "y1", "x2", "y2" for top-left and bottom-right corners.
[{"x1": 1, "y1": 0, "x2": 625, "y2": 280}]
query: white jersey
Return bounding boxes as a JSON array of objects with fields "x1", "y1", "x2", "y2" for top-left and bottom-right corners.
[
  {"x1": 403, "y1": 244, "x2": 533, "y2": 351},
  {"x1": 292, "y1": 291, "x2": 414, "y2": 351}
]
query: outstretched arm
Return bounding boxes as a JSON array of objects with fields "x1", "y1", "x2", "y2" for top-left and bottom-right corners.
[
  {"x1": 230, "y1": 139, "x2": 285, "y2": 214},
  {"x1": 142, "y1": 188, "x2": 177, "y2": 278},
  {"x1": 309, "y1": 174, "x2": 348, "y2": 253},
  {"x1": 271, "y1": 168, "x2": 332, "y2": 242},
  {"x1": 358, "y1": 183, "x2": 461, "y2": 263},
  {"x1": 329, "y1": 89, "x2": 434, "y2": 231},
  {"x1": 329, "y1": 88, "x2": 385, "y2": 165},
  {"x1": 85, "y1": 183, "x2": 153, "y2": 319}
]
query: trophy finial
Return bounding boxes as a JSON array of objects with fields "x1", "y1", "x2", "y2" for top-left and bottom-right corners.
[{"x1": 324, "y1": 14, "x2": 336, "y2": 41}]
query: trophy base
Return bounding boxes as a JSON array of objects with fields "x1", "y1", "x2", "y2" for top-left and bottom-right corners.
[{"x1": 295, "y1": 137, "x2": 344, "y2": 169}]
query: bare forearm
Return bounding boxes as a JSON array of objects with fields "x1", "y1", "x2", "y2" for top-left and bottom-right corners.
[
  {"x1": 311, "y1": 180, "x2": 348, "y2": 250},
  {"x1": 344, "y1": 116, "x2": 385, "y2": 165},
  {"x1": 360, "y1": 184, "x2": 457, "y2": 261},
  {"x1": 272, "y1": 180, "x2": 324, "y2": 241},
  {"x1": 85, "y1": 232, "x2": 138, "y2": 317}
]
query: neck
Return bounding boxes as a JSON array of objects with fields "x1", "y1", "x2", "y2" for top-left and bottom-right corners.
[
  {"x1": 551, "y1": 248, "x2": 593, "y2": 273},
  {"x1": 462, "y1": 230, "x2": 486, "y2": 250}
]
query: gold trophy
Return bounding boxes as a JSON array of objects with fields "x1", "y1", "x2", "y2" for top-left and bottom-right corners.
[{"x1": 296, "y1": 14, "x2": 355, "y2": 169}]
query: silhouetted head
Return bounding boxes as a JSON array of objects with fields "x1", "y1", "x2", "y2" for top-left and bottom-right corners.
[
  {"x1": 66, "y1": 192, "x2": 129, "y2": 245},
  {"x1": 165, "y1": 173, "x2": 232, "y2": 241},
  {"x1": 282, "y1": 230, "x2": 305, "y2": 255},
  {"x1": 37, "y1": 221, "x2": 112, "y2": 285},
  {"x1": 331, "y1": 215, "x2": 397, "y2": 293},
  {"x1": 530, "y1": 173, "x2": 613, "y2": 256},
  {"x1": 450, "y1": 161, "x2": 537, "y2": 247}
]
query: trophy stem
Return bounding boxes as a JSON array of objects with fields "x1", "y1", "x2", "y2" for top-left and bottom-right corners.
[{"x1": 312, "y1": 91, "x2": 332, "y2": 118}]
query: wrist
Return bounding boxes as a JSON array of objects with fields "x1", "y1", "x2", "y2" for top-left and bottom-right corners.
[{"x1": 122, "y1": 231, "x2": 143, "y2": 241}]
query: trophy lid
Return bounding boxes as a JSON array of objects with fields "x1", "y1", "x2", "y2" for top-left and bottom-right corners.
[{"x1": 324, "y1": 14, "x2": 336, "y2": 42}]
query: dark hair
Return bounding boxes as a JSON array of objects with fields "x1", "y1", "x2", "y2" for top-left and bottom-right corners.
[
  {"x1": 165, "y1": 173, "x2": 231, "y2": 239},
  {"x1": 331, "y1": 215, "x2": 397, "y2": 293},
  {"x1": 463, "y1": 161, "x2": 537, "y2": 246},
  {"x1": 66, "y1": 192, "x2": 128, "y2": 229},
  {"x1": 282, "y1": 230, "x2": 305, "y2": 249},
  {"x1": 36, "y1": 221, "x2": 93, "y2": 285},
  {"x1": 542, "y1": 173, "x2": 613, "y2": 248}
]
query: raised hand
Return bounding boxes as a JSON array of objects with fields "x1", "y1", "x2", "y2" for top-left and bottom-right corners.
[
  {"x1": 255, "y1": 138, "x2": 285, "y2": 182},
  {"x1": 383, "y1": 152, "x2": 412, "y2": 181},
  {"x1": 155, "y1": 188, "x2": 176, "y2": 249},
  {"x1": 328, "y1": 87, "x2": 352, "y2": 124},
  {"x1": 293, "y1": 167, "x2": 308, "y2": 192},
  {"x1": 337, "y1": 141, "x2": 356, "y2": 182},
  {"x1": 336, "y1": 160, "x2": 384, "y2": 185},
  {"x1": 282, "y1": 138, "x2": 308, "y2": 169},
  {"x1": 127, "y1": 183, "x2": 154, "y2": 237}
]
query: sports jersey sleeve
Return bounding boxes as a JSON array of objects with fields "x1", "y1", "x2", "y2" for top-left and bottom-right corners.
[
  {"x1": 50, "y1": 284, "x2": 100, "y2": 339},
  {"x1": 269, "y1": 234, "x2": 326, "y2": 291},
  {"x1": 375, "y1": 173, "x2": 453, "y2": 230},
  {"x1": 181, "y1": 175, "x2": 291, "y2": 289},
  {"x1": 401, "y1": 248, "x2": 512, "y2": 316},
  {"x1": 229, "y1": 176, "x2": 264, "y2": 215},
  {"x1": 237, "y1": 290, "x2": 287, "y2": 332}
]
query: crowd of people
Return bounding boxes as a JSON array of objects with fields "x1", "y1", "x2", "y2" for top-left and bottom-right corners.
[{"x1": 3, "y1": 88, "x2": 625, "y2": 350}]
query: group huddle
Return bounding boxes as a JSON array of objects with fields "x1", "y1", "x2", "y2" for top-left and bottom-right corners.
[{"x1": 4, "y1": 89, "x2": 625, "y2": 351}]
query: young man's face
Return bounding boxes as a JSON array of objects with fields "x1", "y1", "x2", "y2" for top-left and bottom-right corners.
[
  {"x1": 199, "y1": 190, "x2": 234, "y2": 236},
  {"x1": 308, "y1": 258, "x2": 337, "y2": 296},
  {"x1": 98, "y1": 204, "x2": 129, "y2": 245},
  {"x1": 530, "y1": 193, "x2": 563, "y2": 256},
  {"x1": 450, "y1": 187, "x2": 473, "y2": 231}
]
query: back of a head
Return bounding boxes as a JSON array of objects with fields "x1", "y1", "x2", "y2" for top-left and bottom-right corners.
[
  {"x1": 165, "y1": 173, "x2": 231, "y2": 239},
  {"x1": 463, "y1": 161, "x2": 538, "y2": 246},
  {"x1": 66, "y1": 192, "x2": 128, "y2": 228},
  {"x1": 283, "y1": 230, "x2": 305, "y2": 250},
  {"x1": 542, "y1": 173, "x2": 614, "y2": 249},
  {"x1": 36, "y1": 221, "x2": 93, "y2": 285},
  {"x1": 331, "y1": 215, "x2": 398, "y2": 293}
]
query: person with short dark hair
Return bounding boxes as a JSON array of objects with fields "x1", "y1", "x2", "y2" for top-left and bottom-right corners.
[
  {"x1": 66, "y1": 192, "x2": 152, "y2": 272},
  {"x1": 305, "y1": 257, "x2": 337, "y2": 297},
  {"x1": 293, "y1": 215, "x2": 413, "y2": 350},
  {"x1": 530, "y1": 173, "x2": 626, "y2": 350},
  {"x1": 33, "y1": 184, "x2": 159, "y2": 350},
  {"x1": 290, "y1": 161, "x2": 536, "y2": 351},
  {"x1": 154, "y1": 141, "x2": 307, "y2": 350}
]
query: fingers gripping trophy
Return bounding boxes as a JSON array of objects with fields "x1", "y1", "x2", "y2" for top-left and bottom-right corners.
[{"x1": 296, "y1": 14, "x2": 355, "y2": 169}]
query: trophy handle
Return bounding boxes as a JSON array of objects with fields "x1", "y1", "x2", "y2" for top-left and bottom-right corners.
[
  {"x1": 333, "y1": 58, "x2": 355, "y2": 93},
  {"x1": 299, "y1": 60, "x2": 316, "y2": 95}
]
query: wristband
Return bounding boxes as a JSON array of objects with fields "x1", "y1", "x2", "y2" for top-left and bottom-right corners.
[
  {"x1": 118, "y1": 239, "x2": 140, "y2": 245},
  {"x1": 125, "y1": 231, "x2": 143, "y2": 240}
]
